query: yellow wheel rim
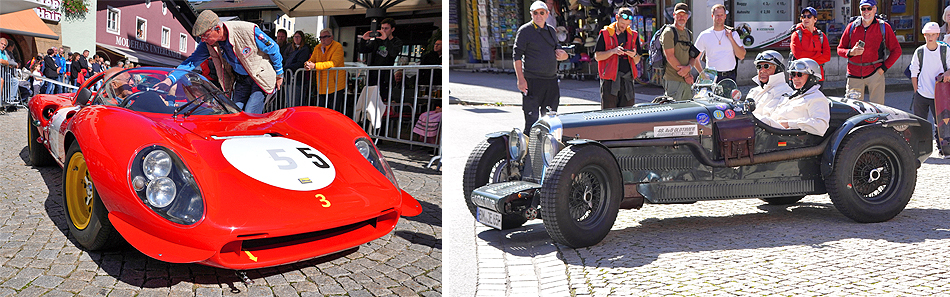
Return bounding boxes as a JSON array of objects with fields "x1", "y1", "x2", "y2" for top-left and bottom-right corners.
[{"x1": 65, "y1": 152, "x2": 93, "y2": 230}]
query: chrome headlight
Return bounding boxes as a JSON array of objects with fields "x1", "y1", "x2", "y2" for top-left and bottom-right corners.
[
  {"x1": 131, "y1": 146, "x2": 204, "y2": 225},
  {"x1": 541, "y1": 133, "x2": 561, "y2": 166},
  {"x1": 508, "y1": 129, "x2": 527, "y2": 163},
  {"x1": 356, "y1": 137, "x2": 399, "y2": 187}
]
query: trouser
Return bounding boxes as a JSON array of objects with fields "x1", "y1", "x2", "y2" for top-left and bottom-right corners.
[
  {"x1": 600, "y1": 79, "x2": 636, "y2": 110},
  {"x1": 663, "y1": 78, "x2": 693, "y2": 101},
  {"x1": 715, "y1": 69, "x2": 737, "y2": 83},
  {"x1": 231, "y1": 75, "x2": 266, "y2": 114},
  {"x1": 522, "y1": 77, "x2": 560, "y2": 132},
  {"x1": 912, "y1": 92, "x2": 937, "y2": 141},
  {"x1": 846, "y1": 71, "x2": 885, "y2": 104},
  {"x1": 320, "y1": 89, "x2": 350, "y2": 118}
]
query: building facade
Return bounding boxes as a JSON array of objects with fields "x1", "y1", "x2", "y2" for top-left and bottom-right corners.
[{"x1": 95, "y1": 0, "x2": 195, "y2": 67}]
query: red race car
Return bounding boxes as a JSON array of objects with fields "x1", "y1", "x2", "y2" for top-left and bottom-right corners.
[{"x1": 26, "y1": 68, "x2": 422, "y2": 269}]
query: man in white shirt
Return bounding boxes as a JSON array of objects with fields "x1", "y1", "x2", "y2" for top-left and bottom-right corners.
[
  {"x1": 694, "y1": 4, "x2": 746, "y2": 82},
  {"x1": 909, "y1": 22, "x2": 950, "y2": 127},
  {"x1": 758, "y1": 58, "x2": 830, "y2": 136}
]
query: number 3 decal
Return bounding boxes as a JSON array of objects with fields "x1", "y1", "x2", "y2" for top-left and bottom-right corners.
[{"x1": 316, "y1": 194, "x2": 331, "y2": 207}]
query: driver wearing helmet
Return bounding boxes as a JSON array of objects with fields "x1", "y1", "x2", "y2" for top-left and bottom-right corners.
[
  {"x1": 748, "y1": 50, "x2": 794, "y2": 119},
  {"x1": 757, "y1": 58, "x2": 830, "y2": 136}
]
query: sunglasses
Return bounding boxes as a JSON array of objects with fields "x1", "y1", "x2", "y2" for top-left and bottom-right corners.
[
  {"x1": 801, "y1": 14, "x2": 814, "y2": 19},
  {"x1": 790, "y1": 72, "x2": 807, "y2": 78},
  {"x1": 860, "y1": 6, "x2": 874, "y2": 12},
  {"x1": 531, "y1": 10, "x2": 547, "y2": 16},
  {"x1": 619, "y1": 13, "x2": 634, "y2": 20},
  {"x1": 319, "y1": 35, "x2": 332, "y2": 39},
  {"x1": 755, "y1": 64, "x2": 772, "y2": 70}
]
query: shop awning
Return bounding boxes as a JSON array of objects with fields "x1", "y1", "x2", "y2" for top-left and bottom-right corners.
[
  {"x1": 272, "y1": 0, "x2": 441, "y2": 17},
  {"x1": 0, "y1": 10, "x2": 59, "y2": 40},
  {"x1": 97, "y1": 43, "x2": 185, "y2": 67},
  {"x1": 0, "y1": 0, "x2": 44, "y2": 15}
]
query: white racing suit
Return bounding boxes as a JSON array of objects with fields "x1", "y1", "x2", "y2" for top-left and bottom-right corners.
[
  {"x1": 757, "y1": 84, "x2": 831, "y2": 136},
  {"x1": 748, "y1": 72, "x2": 793, "y2": 119}
]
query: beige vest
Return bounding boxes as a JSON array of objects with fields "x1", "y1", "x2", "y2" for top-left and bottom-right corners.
[{"x1": 208, "y1": 21, "x2": 279, "y2": 94}]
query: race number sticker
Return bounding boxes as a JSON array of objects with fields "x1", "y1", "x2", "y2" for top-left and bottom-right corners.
[
  {"x1": 221, "y1": 137, "x2": 335, "y2": 191},
  {"x1": 654, "y1": 125, "x2": 699, "y2": 137}
]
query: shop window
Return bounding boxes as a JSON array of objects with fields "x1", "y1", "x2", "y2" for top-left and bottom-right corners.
[
  {"x1": 180, "y1": 33, "x2": 188, "y2": 52},
  {"x1": 106, "y1": 7, "x2": 120, "y2": 35},
  {"x1": 136, "y1": 17, "x2": 147, "y2": 41},
  {"x1": 161, "y1": 27, "x2": 170, "y2": 48}
]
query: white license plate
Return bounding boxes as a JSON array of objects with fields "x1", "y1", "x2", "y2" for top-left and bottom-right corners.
[{"x1": 476, "y1": 207, "x2": 503, "y2": 229}]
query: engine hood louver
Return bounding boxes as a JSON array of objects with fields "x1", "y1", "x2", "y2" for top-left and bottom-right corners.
[{"x1": 583, "y1": 106, "x2": 674, "y2": 120}]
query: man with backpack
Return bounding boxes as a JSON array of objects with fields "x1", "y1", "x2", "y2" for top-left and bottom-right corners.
[
  {"x1": 909, "y1": 22, "x2": 950, "y2": 136},
  {"x1": 659, "y1": 3, "x2": 702, "y2": 101},
  {"x1": 836, "y1": 0, "x2": 901, "y2": 105},
  {"x1": 594, "y1": 7, "x2": 641, "y2": 109},
  {"x1": 790, "y1": 7, "x2": 831, "y2": 81}
]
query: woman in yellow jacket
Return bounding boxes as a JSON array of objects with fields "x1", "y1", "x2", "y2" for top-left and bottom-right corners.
[{"x1": 305, "y1": 28, "x2": 348, "y2": 116}]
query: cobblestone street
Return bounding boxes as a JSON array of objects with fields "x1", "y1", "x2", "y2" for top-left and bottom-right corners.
[{"x1": 0, "y1": 109, "x2": 442, "y2": 296}]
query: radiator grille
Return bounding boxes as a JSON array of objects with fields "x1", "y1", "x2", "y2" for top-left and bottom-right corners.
[{"x1": 528, "y1": 125, "x2": 549, "y2": 183}]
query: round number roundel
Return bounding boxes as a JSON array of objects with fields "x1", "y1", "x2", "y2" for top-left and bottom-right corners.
[{"x1": 220, "y1": 137, "x2": 336, "y2": 191}]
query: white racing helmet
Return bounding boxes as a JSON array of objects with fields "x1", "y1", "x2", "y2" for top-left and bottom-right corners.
[
  {"x1": 787, "y1": 58, "x2": 822, "y2": 81},
  {"x1": 754, "y1": 50, "x2": 785, "y2": 73}
]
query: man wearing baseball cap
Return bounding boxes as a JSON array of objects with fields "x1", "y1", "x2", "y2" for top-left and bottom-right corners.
[
  {"x1": 909, "y1": 22, "x2": 950, "y2": 143},
  {"x1": 790, "y1": 7, "x2": 830, "y2": 81},
  {"x1": 175, "y1": 9, "x2": 284, "y2": 114},
  {"x1": 660, "y1": 2, "x2": 702, "y2": 100},
  {"x1": 594, "y1": 6, "x2": 641, "y2": 109},
  {"x1": 513, "y1": 0, "x2": 569, "y2": 132},
  {"x1": 836, "y1": 0, "x2": 900, "y2": 105}
]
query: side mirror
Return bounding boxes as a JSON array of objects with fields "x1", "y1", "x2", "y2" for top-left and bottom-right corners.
[{"x1": 75, "y1": 88, "x2": 92, "y2": 106}]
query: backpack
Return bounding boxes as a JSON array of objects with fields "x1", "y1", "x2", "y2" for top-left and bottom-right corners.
[
  {"x1": 845, "y1": 15, "x2": 890, "y2": 66},
  {"x1": 904, "y1": 42, "x2": 949, "y2": 79},
  {"x1": 787, "y1": 26, "x2": 826, "y2": 63},
  {"x1": 649, "y1": 24, "x2": 693, "y2": 70}
]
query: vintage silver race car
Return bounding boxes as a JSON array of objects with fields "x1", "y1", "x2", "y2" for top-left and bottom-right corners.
[{"x1": 463, "y1": 77, "x2": 933, "y2": 248}]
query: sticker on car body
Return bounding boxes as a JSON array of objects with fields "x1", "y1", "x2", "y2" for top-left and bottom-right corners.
[
  {"x1": 654, "y1": 125, "x2": 698, "y2": 137},
  {"x1": 220, "y1": 137, "x2": 335, "y2": 191},
  {"x1": 696, "y1": 113, "x2": 711, "y2": 126}
]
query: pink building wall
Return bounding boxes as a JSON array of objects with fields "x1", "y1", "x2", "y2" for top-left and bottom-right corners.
[{"x1": 96, "y1": 1, "x2": 195, "y2": 61}]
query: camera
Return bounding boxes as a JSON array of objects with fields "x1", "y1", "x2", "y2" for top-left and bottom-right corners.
[{"x1": 369, "y1": 19, "x2": 380, "y2": 39}]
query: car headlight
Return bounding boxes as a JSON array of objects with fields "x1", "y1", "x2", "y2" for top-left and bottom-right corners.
[
  {"x1": 541, "y1": 133, "x2": 561, "y2": 166},
  {"x1": 356, "y1": 138, "x2": 399, "y2": 187},
  {"x1": 508, "y1": 129, "x2": 527, "y2": 163},
  {"x1": 131, "y1": 146, "x2": 204, "y2": 225}
]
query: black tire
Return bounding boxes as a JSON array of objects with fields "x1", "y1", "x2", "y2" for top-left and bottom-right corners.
[
  {"x1": 760, "y1": 196, "x2": 805, "y2": 205},
  {"x1": 540, "y1": 145, "x2": 622, "y2": 248},
  {"x1": 826, "y1": 127, "x2": 916, "y2": 223},
  {"x1": 63, "y1": 142, "x2": 122, "y2": 250},
  {"x1": 462, "y1": 138, "x2": 528, "y2": 229},
  {"x1": 27, "y1": 114, "x2": 54, "y2": 166}
]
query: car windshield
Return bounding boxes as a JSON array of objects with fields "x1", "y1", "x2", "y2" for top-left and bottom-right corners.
[{"x1": 95, "y1": 67, "x2": 241, "y2": 116}]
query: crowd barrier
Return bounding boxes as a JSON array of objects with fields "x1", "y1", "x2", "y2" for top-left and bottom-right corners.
[{"x1": 266, "y1": 65, "x2": 443, "y2": 162}]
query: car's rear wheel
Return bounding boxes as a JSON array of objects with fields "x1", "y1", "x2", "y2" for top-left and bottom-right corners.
[
  {"x1": 826, "y1": 127, "x2": 916, "y2": 223},
  {"x1": 462, "y1": 138, "x2": 528, "y2": 229},
  {"x1": 63, "y1": 142, "x2": 121, "y2": 250},
  {"x1": 760, "y1": 196, "x2": 804, "y2": 205},
  {"x1": 27, "y1": 114, "x2": 54, "y2": 166},
  {"x1": 541, "y1": 145, "x2": 621, "y2": 248}
]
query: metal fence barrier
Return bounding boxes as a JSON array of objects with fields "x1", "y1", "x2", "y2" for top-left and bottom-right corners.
[
  {"x1": 0, "y1": 66, "x2": 80, "y2": 114},
  {"x1": 266, "y1": 65, "x2": 443, "y2": 156}
]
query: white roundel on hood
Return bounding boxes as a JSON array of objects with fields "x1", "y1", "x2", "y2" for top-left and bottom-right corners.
[{"x1": 220, "y1": 137, "x2": 335, "y2": 191}]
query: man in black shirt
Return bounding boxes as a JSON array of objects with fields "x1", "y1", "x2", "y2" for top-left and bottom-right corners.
[
  {"x1": 358, "y1": 18, "x2": 404, "y2": 101},
  {"x1": 594, "y1": 7, "x2": 641, "y2": 109},
  {"x1": 513, "y1": 1, "x2": 568, "y2": 132}
]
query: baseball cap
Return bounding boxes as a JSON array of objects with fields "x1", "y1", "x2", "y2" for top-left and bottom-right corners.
[
  {"x1": 923, "y1": 22, "x2": 941, "y2": 34},
  {"x1": 801, "y1": 7, "x2": 817, "y2": 17},
  {"x1": 529, "y1": 1, "x2": 548, "y2": 12},
  {"x1": 673, "y1": 3, "x2": 689, "y2": 15},
  {"x1": 859, "y1": 0, "x2": 876, "y2": 7},
  {"x1": 192, "y1": 10, "x2": 220, "y2": 36}
]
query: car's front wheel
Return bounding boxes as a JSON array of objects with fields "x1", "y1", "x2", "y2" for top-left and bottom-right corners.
[
  {"x1": 27, "y1": 114, "x2": 54, "y2": 166},
  {"x1": 462, "y1": 138, "x2": 528, "y2": 229},
  {"x1": 541, "y1": 145, "x2": 622, "y2": 248},
  {"x1": 826, "y1": 127, "x2": 916, "y2": 223},
  {"x1": 63, "y1": 141, "x2": 122, "y2": 250}
]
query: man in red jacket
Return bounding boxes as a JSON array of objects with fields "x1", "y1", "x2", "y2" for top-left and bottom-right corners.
[
  {"x1": 594, "y1": 7, "x2": 641, "y2": 109},
  {"x1": 790, "y1": 7, "x2": 831, "y2": 81},
  {"x1": 836, "y1": 0, "x2": 901, "y2": 104}
]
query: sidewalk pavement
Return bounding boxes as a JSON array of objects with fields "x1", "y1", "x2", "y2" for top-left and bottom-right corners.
[{"x1": 449, "y1": 69, "x2": 914, "y2": 106}]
